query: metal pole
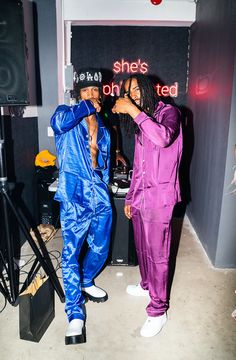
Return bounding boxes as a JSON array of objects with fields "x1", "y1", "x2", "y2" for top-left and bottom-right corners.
[{"x1": 0, "y1": 107, "x2": 18, "y2": 304}]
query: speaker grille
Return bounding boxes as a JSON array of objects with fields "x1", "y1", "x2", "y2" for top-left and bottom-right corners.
[{"x1": 0, "y1": 0, "x2": 28, "y2": 105}]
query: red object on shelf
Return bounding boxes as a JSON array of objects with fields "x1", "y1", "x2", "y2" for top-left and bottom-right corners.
[{"x1": 151, "y1": 0, "x2": 162, "y2": 5}]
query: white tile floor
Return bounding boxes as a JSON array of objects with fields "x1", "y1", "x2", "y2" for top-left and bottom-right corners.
[{"x1": 0, "y1": 216, "x2": 235, "y2": 360}]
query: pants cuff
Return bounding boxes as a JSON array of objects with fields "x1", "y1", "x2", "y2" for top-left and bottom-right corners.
[
  {"x1": 68, "y1": 313, "x2": 85, "y2": 322},
  {"x1": 81, "y1": 281, "x2": 94, "y2": 288}
]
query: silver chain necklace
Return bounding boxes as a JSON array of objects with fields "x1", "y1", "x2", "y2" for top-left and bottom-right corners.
[{"x1": 88, "y1": 125, "x2": 97, "y2": 142}]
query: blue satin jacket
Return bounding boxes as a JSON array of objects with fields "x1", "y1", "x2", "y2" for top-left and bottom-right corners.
[{"x1": 50, "y1": 100, "x2": 111, "y2": 209}]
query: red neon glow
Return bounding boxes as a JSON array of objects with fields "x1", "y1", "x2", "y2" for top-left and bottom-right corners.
[
  {"x1": 151, "y1": 0, "x2": 162, "y2": 5},
  {"x1": 195, "y1": 75, "x2": 210, "y2": 95},
  {"x1": 103, "y1": 82, "x2": 122, "y2": 96},
  {"x1": 102, "y1": 81, "x2": 178, "y2": 98},
  {"x1": 113, "y1": 59, "x2": 148, "y2": 74}
]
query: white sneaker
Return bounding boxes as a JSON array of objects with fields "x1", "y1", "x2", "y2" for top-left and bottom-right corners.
[
  {"x1": 65, "y1": 319, "x2": 86, "y2": 345},
  {"x1": 126, "y1": 284, "x2": 149, "y2": 297},
  {"x1": 140, "y1": 313, "x2": 167, "y2": 337},
  {"x1": 82, "y1": 285, "x2": 108, "y2": 303}
]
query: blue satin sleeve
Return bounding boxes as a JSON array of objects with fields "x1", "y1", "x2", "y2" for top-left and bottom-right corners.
[{"x1": 50, "y1": 100, "x2": 96, "y2": 135}]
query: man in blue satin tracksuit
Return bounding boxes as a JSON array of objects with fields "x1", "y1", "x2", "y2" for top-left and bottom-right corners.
[{"x1": 51, "y1": 69, "x2": 112, "y2": 345}]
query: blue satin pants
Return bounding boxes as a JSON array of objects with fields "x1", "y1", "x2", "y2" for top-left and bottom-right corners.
[{"x1": 60, "y1": 201, "x2": 112, "y2": 321}]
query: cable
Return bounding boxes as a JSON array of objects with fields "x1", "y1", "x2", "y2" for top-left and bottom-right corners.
[
  {"x1": 0, "y1": 293, "x2": 7, "y2": 313},
  {"x1": 0, "y1": 227, "x2": 63, "y2": 308}
]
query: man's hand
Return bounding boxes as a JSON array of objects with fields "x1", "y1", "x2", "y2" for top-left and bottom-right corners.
[
  {"x1": 112, "y1": 97, "x2": 141, "y2": 119},
  {"x1": 124, "y1": 205, "x2": 132, "y2": 219},
  {"x1": 90, "y1": 98, "x2": 101, "y2": 113},
  {"x1": 116, "y1": 153, "x2": 127, "y2": 167},
  {"x1": 112, "y1": 97, "x2": 134, "y2": 115},
  {"x1": 112, "y1": 97, "x2": 130, "y2": 113}
]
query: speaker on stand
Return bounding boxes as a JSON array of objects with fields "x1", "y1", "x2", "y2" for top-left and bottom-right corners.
[{"x1": 0, "y1": 1, "x2": 65, "y2": 306}]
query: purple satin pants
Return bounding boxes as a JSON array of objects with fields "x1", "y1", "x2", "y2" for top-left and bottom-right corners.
[{"x1": 131, "y1": 205, "x2": 174, "y2": 317}]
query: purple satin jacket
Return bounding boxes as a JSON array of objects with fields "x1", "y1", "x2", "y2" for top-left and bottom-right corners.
[{"x1": 125, "y1": 101, "x2": 182, "y2": 210}]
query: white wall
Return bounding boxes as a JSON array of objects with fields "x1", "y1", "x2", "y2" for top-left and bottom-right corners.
[
  {"x1": 59, "y1": 0, "x2": 196, "y2": 99},
  {"x1": 63, "y1": 0, "x2": 196, "y2": 26}
]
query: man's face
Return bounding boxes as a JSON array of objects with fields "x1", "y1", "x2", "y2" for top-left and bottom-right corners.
[
  {"x1": 80, "y1": 86, "x2": 100, "y2": 100},
  {"x1": 124, "y1": 78, "x2": 141, "y2": 106}
]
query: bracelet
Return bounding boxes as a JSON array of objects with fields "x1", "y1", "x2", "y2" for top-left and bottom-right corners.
[{"x1": 116, "y1": 149, "x2": 121, "y2": 154}]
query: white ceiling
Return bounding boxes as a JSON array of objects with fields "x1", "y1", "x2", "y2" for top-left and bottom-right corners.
[{"x1": 62, "y1": 0, "x2": 196, "y2": 27}]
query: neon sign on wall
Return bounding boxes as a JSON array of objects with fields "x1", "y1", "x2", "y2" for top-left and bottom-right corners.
[
  {"x1": 113, "y1": 58, "x2": 148, "y2": 74},
  {"x1": 102, "y1": 59, "x2": 179, "y2": 98}
]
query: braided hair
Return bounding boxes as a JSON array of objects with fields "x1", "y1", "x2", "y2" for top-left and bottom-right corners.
[{"x1": 119, "y1": 74, "x2": 160, "y2": 134}]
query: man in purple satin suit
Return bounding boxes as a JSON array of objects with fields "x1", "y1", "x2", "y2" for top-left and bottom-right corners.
[{"x1": 112, "y1": 74, "x2": 182, "y2": 338}]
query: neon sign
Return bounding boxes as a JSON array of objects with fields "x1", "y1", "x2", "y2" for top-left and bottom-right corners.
[
  {"x1": 156, "y1": 82, "x2": 178, "y2": 97},
  {"x1": 113, "y1": 58, "x2": 148, "y2": 74},
  {"x1": 102, "y1": 59, "x2": 179, "y2": 97},
  {"x1": 103, "y1": 81, "x2": 178, "y2": 98}
]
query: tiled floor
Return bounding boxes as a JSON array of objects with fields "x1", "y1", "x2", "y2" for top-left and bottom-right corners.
[{"x1": 0, "y1": 216, "x2": 235, "y2": 360}]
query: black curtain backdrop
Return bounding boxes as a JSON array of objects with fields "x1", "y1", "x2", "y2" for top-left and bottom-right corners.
[{"x1": 71, "y1": 26, "x2": 189, "y2": 166}]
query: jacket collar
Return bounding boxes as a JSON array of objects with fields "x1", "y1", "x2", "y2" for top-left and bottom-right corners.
[{"x1": 154, "y1": 101, "x2": 166, "y2": 116}]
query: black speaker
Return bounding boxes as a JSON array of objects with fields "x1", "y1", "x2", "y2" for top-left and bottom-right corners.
[
  {"x1": 36, "y1": 167, "x2": 60, "y2": 228},
  {"x1": 0, "y1": 0, "x2": 28, "y2": 105},
  {"x1": 37, "y1": 182, "x2": 60, "y2": 227},
  {"x1": 109, "y1": 197, "x2": 137, "y2": 266}
]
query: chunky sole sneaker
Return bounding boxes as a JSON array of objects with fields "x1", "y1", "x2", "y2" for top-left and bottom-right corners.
[
  {"x1": 65, "y1": 319, "x2": 86, "y2": 345},
  {"x1": 65, "y1": 327, "x2": 86, "y2": 345},
  {"x1": 82, "y1": 285, "x2": 108, "y2": 303}
]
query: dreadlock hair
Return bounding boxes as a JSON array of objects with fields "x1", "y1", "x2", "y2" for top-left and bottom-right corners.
[{"x1": 119, "y1": 74, "x2": 160, "y2": 135}]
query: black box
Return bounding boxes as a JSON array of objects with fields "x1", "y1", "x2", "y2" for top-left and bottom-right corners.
[
  {"x1": 109, "y1": 197, "x2": 137, "y2": 266},
  {"x1": 36, "y1": 167, "x2": 60, "y2": 227}
]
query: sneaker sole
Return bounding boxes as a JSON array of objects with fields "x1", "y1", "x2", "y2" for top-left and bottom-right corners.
[
  {"x1": 82, "y1": 291, "x2": 108, "y2": 303},
  {"x1": 65, "y1": 326, "x2": 86, "y2": 345}
]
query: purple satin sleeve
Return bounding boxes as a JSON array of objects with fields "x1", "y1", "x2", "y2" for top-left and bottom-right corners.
[{"x1": 134, "y1": 105, "x2": 180, "y2": 147}]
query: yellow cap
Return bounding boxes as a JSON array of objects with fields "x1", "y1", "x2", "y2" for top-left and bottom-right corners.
[{"x1": 35, "y1": 150, "x2": 56, "y2": 167}]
